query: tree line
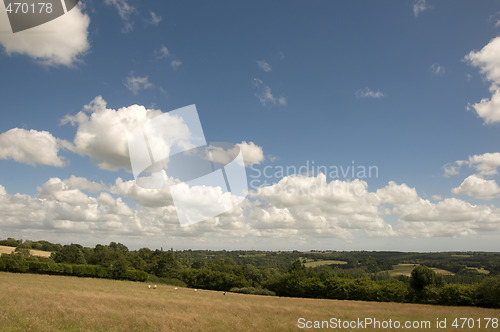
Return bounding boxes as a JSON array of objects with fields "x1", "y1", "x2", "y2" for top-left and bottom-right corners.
[{"x1": 0, "y1": 238, "x2": 499, "y2": 308}]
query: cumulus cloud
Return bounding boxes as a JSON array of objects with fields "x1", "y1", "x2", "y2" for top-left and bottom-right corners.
[
  {"x1": 0, "y1": 175, "x2": 139, "y2": 239},
  {"x1": 356, "y1": 88, "x2": 385, "y2": 99},
  {"x1": 452, "y1": 174, "x2": 500, "y2": 200},
  {"x1": 124, "y1": 74, "x2": 154, "y2": 95},
  {"x1": 104, "y1": 0, "x2": 135, "y2": 32},
  {"x1": 445, "y1": 152, "x2": 500, "y2": 177},
  {"x1": 0, "y1": 128, "x2": 67, "y2": 167},
  {"x1": 0, "y1": 4, "x2": 90, "y2": 67},
  {"x1": 203, "y1": 141, "x2": 264, "y2": 167},
  {"x1": 413, "y1": 0, "x2": 429, "y2": 17},
  {"x1": 2, "y1": 172, "x2": 500, "y2": 244},
  {"x1": 62, "y1": 96, "x2": 163, "y2": 171},
  {"x1": 64, "y1": 175, "x2": 106, "y2": 193},
  {"x1": 467, "y1": 87, "x2": 500, "y2": 124},
  {"x1": 238, "y1": 141, "x2": 265, "y2": 165},
  {"x1": 465, "y1": 36, "x2": 500, "y2": 124},
  {"x1": 253, "y1": 78, "x2": 286, "y2": 106},
  {"x1": 257, "y1": 60, "x2": 272, "y2": 72}
]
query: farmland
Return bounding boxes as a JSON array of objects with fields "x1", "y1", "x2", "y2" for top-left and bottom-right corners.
[
  {"x1": 0, "y1": 272, "x2": 499, "y2": 331},
  {"x1": 0, "y1": 245, "x2": 52, "y2": 258},
  {"x1": 387, "y1": 264, "x2": 455, "y2": 277}
]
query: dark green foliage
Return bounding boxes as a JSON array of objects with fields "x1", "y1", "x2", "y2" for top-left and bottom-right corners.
[
  {"x1": 229, "y1": 287, "x2": 275, "y2": 296},
  {"x1": 180, "y1": 267, "x2": 248, "y2": 291},
  {"x1": 436, "y1": 284, "x2": 476, "y2": 306},
  {"x1": 0, "y1": 238, "x2": 22, "y2": 247},
  {"x1": 54, "y1": 244, "x2": 87, "y2": 264},
  {"x1": 410, "y1": 265, "x2": 443, "y2": 291},
  {"x1": 111, "y1": 258, "x2": 129, "y2": 279},
  {"x1": 476, "y1": 277, "x2": 500, "y2": 308}
]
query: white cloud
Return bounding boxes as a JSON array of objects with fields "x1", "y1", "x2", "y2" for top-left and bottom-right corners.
[
  {"x1": 257, "y1": 60, "x2": 272, "y2": 72},
  {"x1": 465, "y1": 37, "x2": 500, "y2": 124},
  {"x1": 250, "y1": 174, "x2": 394, "y2": 240},
  {"x1": 149, "y1": 11, "x2": 162, "y2": 26},
  {"x1": 413, "y1": 0, "x2": 429, "y2": 17},
  {"x1": 253, "y1": 78, "x2": 286, "y2": 106},
  {"x1": 467, "y1": 87, "x2": 500, "y2": 124},
  {"x1": 156, "y1": 45, "x2": 170, "y2": 59},
  {"x1": 443, "y1": 162, "x2": 461, "y2": 177},
  {"x1": 124, "y1": 74, "x2": 153, "y2": 95},
  {"x1": 38, "y1": 177, "x2": 97, "y2": 206},
  {"x1": 0, "y1": 4, "x2": 90, "y2": 67},
  {"x1": 238, "y1": 141, "x2": 265, "y2": 165},
  {"x1": 430, "y1": 63, "x2": 445, "y2": 75},
  {"x1": 467, "y1": 152, "x2": 500, "y2": 175},
  {"x1": 0, "y1": 128, "x2": 67, "y2": 167},
  {"x1": 204, "y1": 141, "x2": 265, "y2": 167},
  {"x1": 452, "y1": 174, "x2": 500, "y2": 200},
  {"x1": 443, "y1": 153, "x2": 500, "y2": 176},
  {"x1": 64, "y1": 175, "x2": 106, "y2": 193},
  {"x1": 104, "y1": 0, "x2": 135, "y2": 32},
  {"x1": 2, "y1": 172, "x2": 500, "y2": 245},
  {"x1": 376, "y1": 181, "x2": 419, "y2": 205},
  {"x1": 356, "y1": 88, "x2": 385, "y2": 99},
  {"x1": 171, "y1": 60, "x2": 182, "y2": 70},
  {"x1": 62, "y1": 96, "x2": 163, "y2": 171}
]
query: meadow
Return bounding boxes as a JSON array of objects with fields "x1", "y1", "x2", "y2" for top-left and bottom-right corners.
[
  {"x1": 0, "y1": 245, "x2": 51, "y2": 258},
  {"x1": 387, "y1": 264, "x2": 455, "y2": 277},
  {"x1": 0, "y1": 272, "x2": 499, "y2": 331}
]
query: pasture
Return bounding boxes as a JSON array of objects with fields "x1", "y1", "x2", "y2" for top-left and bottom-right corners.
[
  {"x1": 0, "y1": 245, "x2": 52, "y2": 258},
  {"x1": 300, "y1": 257, "x2": 347, "y2": 267},
  {"x1": 387, "y1": 264, "x2": 454, "y2": 277},
  {"x1": 0, "y1": 272, "x2": 499, "y2": 331}
]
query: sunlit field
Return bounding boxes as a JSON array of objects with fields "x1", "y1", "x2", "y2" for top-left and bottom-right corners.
[
  {"x1": 0, "y1": 272, "x2": 499, "y2": 331},
  {"x1": 0, "y1": 245, "x2": 51, "y2": 258}
]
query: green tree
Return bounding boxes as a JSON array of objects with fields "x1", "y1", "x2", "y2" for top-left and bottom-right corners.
[
  {"x1": 477, "y1": 277, "x2": 500, "y2": 308},
  {"x1": 54, "y1": 244, "x2": 87, "y2": 264},
  {"x1": 410, "y1": 265, "x2": 443, "y2": 292}
]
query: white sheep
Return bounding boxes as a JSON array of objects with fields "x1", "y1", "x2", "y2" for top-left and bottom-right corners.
[
  {"x1": 153, "y1": 285, "x2": 157, "y2": 289},
  {"x1": 194, "y1": 289, "x2": 197, "y2": 292},
  {"x1": 174, "y1": 287, "x2": 178, "y2": 291},
  {"x1": 148, "y1": 285, "x2": 151, "y2": 289}
]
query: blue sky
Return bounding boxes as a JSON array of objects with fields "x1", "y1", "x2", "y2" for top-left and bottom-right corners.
[{"x1": 1, "y1": 0, "x2": 500, "y2": 250}]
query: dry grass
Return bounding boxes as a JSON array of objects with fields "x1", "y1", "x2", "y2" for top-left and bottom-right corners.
[
  {"x1": 0, "y1": 272, "x2": 499, "y2": 331},
  {"x1": 0, "y1": 245, "x2": 52, "y2": 258}
]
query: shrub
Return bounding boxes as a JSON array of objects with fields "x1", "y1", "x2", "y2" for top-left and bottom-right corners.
[{"x1": 229, "y1": 287, "x2": 275, "y2": 296}]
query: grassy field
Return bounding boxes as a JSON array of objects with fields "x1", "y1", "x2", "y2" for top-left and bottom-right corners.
[
  {"x1": 387, "y1": 264, "x2": 454, "y2": 277},
  {"x1": 0, "y1": 245, "x2": 52, "y2": 258},
  {"x1": 0, "y1": 272, "x2": 499, "y2": 331},
  {"x1": 466, "y1": 267, "x2": 490, "y2": 274},
  {"x1": 300, "y1": 257, "x2": 347, "y2": 267}
]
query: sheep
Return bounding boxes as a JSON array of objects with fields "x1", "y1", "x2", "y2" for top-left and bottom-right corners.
[
  {"x1": 148, "y1": 285, "x2": 151, "y2": 289},
  {"x1": 174, "y1": 287, "x2": 178, "y2": 291},
  {"x1": 153, "y1": 285, "x2": 157, "y2": 289},
  {"x1": 223, "y1": 291, "x2": 226, "y2": 296},
  {"x1": 194, "y1": 289, "x2": 197, "y2": 292}
]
